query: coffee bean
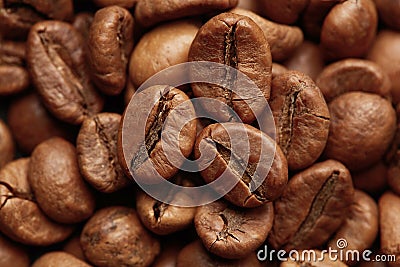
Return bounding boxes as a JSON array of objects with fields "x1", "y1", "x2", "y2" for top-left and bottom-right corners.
[
  {"x1": 136, "y1": 174, "x2": 196, "y2": 235},
  {"x1": 0, "y1": 0, "x2": 73, "y2": 39},
  {"x1": 72, "y1": 12, "x2": 94, "y2": 41},
  {"x1": 0, "y1": 119, "x2": 14, "y2": 169},
  {"x1": 0, "y1": 40, "x2": 29, "y2": 96},
  {"x1": 27, "y1": 20, "x2": 104, "y2": 125},
  {"x1": 135, "y1": 0, "x2": 238, "y2": 28},
  {"x1": 194, "y1": 122, "x2": 287, "y2": 208},
  {"x1": 268, "y1": 160, "x2": 354, "y2": 251},
  {"x1": 328, "y1": 190, "x2": 378, "y2": 265},
  {"x1": 129, "y1": 19, "x2": 200, "y2": 88},
  {"x1": 29, "y1": 137, "x2": 96, "y2": 224},
  {"x1": 176, "y1": 240, "x2": 261, "y2": 267},
  {"x1": 189, "y1": 12, "x2": 272, "y2": 124},
  {"x1": 269, "y1": 71, "x2": 330, "y2": 170},
  {"x1": 81, "y1": 206, "x2": 160, "y2": 267},
  {"x1": 194, "y1": 200, "x2": 274, "y2": 259},
  {"x1": 272, "y1": 63, "x2": 288, "y2": 79},
  {"x1": 32, "y1": 251, "x2": 91, "y2": 267},
  {"x1": 353, "y1": 161, "x2": 388, "y2": 196},
  {"x1": 119, "y1": 85, "x2": 197, "y2": 183},
  {"x1": 7, "y1": 93, "x2": 74, "y2": 154},
  {"x1": 324, "y1": 92, "x2": 396, "y2": 171},
  {"x1": 229, "y1": 8, "x2": 303, "y2": 62},
  {"x1": 0, "y1": 158, "x2": 74, "y2": 246},
  {"x1": 77, "y1": 113, "x2": 130, "y2": 193},
  {"x1": 89, "y1": 6, "x2": 134, "y2": 95},
  {"x1": 258, "y1": 0, "x2": 309, "y2": 24},
  {"x1": 62, "y1": 234, "x2": 87, "y2": 262},
  {"x1": 316, "y1": 58, "x2": 391, "y2": 102},
  {"x1": 321, "y1": 0, "x2": 378, "y2": 60},
  {"x1": 379, "y1": 191, "x2": 400, "y2": 266},
  {"x1": 0, "y1": 234, "x2": 29, "y2": 267}
]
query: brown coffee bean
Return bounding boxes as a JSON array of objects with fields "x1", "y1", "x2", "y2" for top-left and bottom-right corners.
[
  {"x1": 379, "y1": 191, "x2": 400, "y2": 266},
  {"x1": 63, "y1": 234, "x2": 86, "y2": 262},
  {"x1": 0, "y1": 119, "x2": 14, "y2": 168},
  {"x1": 189, "y1": 13, "x2": 272, "y2": 124},
  {"x1": 194, "y1": 122, "x2": 288, "y2": 208},
  {"x1": 353, "y1": 161, "x2": 388, "y2": 196},
  {"x1": 321, "y1": 0, "x2": 378, "y2": 60},
  {"x1": 316, "y1": 59, "x2": 391, "y2": 103},
  {"x1": 72, "y1": 12, "x2": 94, "y2": 41},
  {"x1": 280, "y1": 249, "x2": 347, "y2": 267},
  {"x1": 124, "y1": 79, "x2": 135, "y2": 106},
  {"x1": 258, "y1": 0, "x2": 309, "y2": 24},
  {"x1": 135, "y1": 0, "x2": 238, "y2": 28},
  {"x1": 89, "y1": 6, "x2": 134, "y2": 95},
  {"x1": 119, "y1": 85, "x2": 197, "y2": 183},
  {"x1": 268, "y1": 160, "x2": 354, "y2": 251},
  {"x1": 136, "y1": 174, "x2": 196, "y2": 235},
  {"x1": 324, "y1": 92, "x2": 396, "y2": 171},
  {"x1": 230, "y1": 8, "x2": 303, "y2": 62},
  {"x1": 81, "y1": 206, "x2": 160, "y2": 267},
  {"x1": 367, "y1": 30, "x2": 400, "y2": 104},
  {"x1": 27, "y1": 20, "x2": 104, "y2": 125},
  {"x1": 129, "y1": 19, "x2": 200, "y2": 88},
  {"x1": 29, "y1": 137, "x2": 96, "y2": 224},
  {"x1": 0, "y1": 40, "x2": 29, "y2": 96},
  {"x1": 152, "y1": 238, "x2": 186, "y2": 267},
  {"x1": 269, "y1": 71, "x2": 330, "y2": 170},
  {"x1": 194, "y1": 200, "x2": 274, "y2": 259},
  {"x1": 374, "y1": 0, "x2": 400, "y2": 30},
  {"x1": 177, "y1": 240, "x2": 261, "y2": 267},
  {"x1": 92, "y1": 0, "x2": 138, "y2": 8},
  {"x1": 32, "y1": 251, "x2": 91, "y2": 267},
  {"x1": 272, "y1": 63, "x2": 288, "y2": 79},
  {"x1": 0, "y1": 0, "x2": 73, "y2": 39},
  {"x1": 284, "y1": 41, "x2": 325, "y2": 81},
  {"x1": 0, "y1": 234, "x2": 29, "y2": 267},
  {"x1": 0, "y1": 158, "x2": 74, "y2": 246},
  {"x1": 7, "y1": 93, "x2": 74, "y2": 154},
  {"x1": 328, "y1": 190, "x2": 378, "y2": 265},
  {"x1": 77, "y1": 113, "x2": 130, "y2": 193}
]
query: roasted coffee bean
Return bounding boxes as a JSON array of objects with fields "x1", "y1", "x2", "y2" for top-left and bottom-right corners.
[
  {"x1": 328, "y1": 190, "x2": 378, "y2": 265},
  {"x1": 272, "y1": 63, "x2": 288, "y2": 79},
  {"x1": 283, "y1": 41, "x2": 325, "y2": 81},
  {"x1": 72, "y1": 12, "x2": 94, "y2": 40},
  {"x1": 124, "y1": 79, "x2": 135, "y2": 106},
  {"x1": 135, "y1": 0, "x2": 238, "y2": 28},
  {"x1": 63, "y1": 234, "x2": 86, "y2": 262},
  {"x1": 269, "y1": 71, "x2": 330, "y2": 170},
  {"x1": 32, "y1": 251, "x2": 91, "y2": 267},
  {"x1": 367, "y1": 30, "x2": 400, "y2": 104},
  {"x1": 0, "y1": 40, "x2": 29, "y2": 95},
  {"x1": 379, "y1": 191, "x2": 400, "y2": 266},
  {"x1": 0, "y1": 0, "x2": 73, "y2": 39},
  {"x1": 89, "y1": 6, "x2": 134, "y2": 95},
  {"x1": 374, "y1": 0, "x2": 400, "y2": 30},
  {"x1": 7, "y1": 93, "x2": 74, "y2": 154},
  {"x1": 280, "y1": 249, "x2": 347, "y2": 267},
  {"x1": 77, "y1": 113, "x2": 130, "y2": 193},
  {"x1": 129, "y1": 19, "x2": 200, "y2": 88},
  {"x1": 194, "y1": 122, "x2": 287, "y2": 208},
  {"x1": 93, "y1": 0, "x2": 138, "y2": 8},
  {"x1": 268, "y1": 160, "x2": 354, "y2": 251},
  {"x1": 119, "y1": 85, "x2": 197, "y2": 183},
  {"x1": 324, "y1": 92, "x2": 396, "y2": 171},
  {"x1": 0, "y1": 119, "x2": 14, "y2": 168},
  {"x1": 189, "y1": 13, "x2": 272, "y2": 124},
  {"x1": 316, "y1": 58, "x2": 391, "y2": 102},
  {"x1": 136, "y1": 174, "x2": 196, "y2": 235},
  {"x1": 0, "y1": 158, "x2": 74, "y2": 246},
  {"x1": 0, "y1": 234, "x2": 29, "y2": 267},
  {"x1": 81, "y1": 206, "x2": 160, "y2": 267},
  {"x1": 257, "y1": 0, "x2": 309, "y2": 24},
  {"x1": 230, "y1": 8, "x2": 303, "y2": 62},
  {"x1": 353, "y1": 161, "x2": 388, "y2": 196},
  {"x1": 321, "y1": 0, "x2": 378, "y2": 60},
  {"x1": 176, "y1": 240, "x2": 261, "y2": 267},
  {"x1": 29, "y1": 137, "x2": 96, "y2": 224},
  {"x1": 27, "y1": 20, "x2": 104, "y2": 125},
  {"x1": 194, "y1": 200, "x2": 274, "y2": 259}
]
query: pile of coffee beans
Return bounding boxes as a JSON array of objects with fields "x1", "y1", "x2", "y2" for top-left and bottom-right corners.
[{"x1": 0, "y1": 0, "x2": 400, "y2": 266}]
